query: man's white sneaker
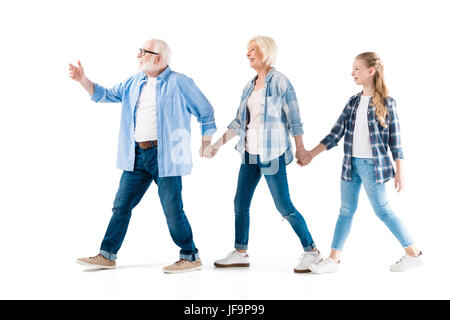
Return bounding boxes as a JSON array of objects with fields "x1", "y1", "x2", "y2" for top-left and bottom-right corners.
[
  {"x1": 214, "y1": 251, "x2": 250, "y2": 268},
  {"x1": 293, "y1": 251, "x2": 322, "y2": 273},
  {"x1": 390, "y1": 252, "x2": 423, "y2": 272},
  {"x1": 309, "y1": 257, "x2": 340, "y2": 274}
]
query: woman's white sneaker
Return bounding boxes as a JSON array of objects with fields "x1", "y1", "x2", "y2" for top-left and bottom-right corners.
[
  {"x1": 390, "y1": 251, "x2": 423, "y2": 272},
  {"x1": 293, "y1": 251, "x2": 322, "y2": 273},
  {"x1": 309, "y1": 257, "x2": 340, "y2": 274},
  {"x1": 214, "y1": 251, "x2": 250, "y2": 268}
]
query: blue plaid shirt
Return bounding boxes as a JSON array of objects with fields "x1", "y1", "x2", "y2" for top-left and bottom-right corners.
[
  {"x1": 228, "y1": 67, "x2": 304, "y2": 164},
  {"x1": 321, "y1": 92, "x2": 404, "y2": 184}
]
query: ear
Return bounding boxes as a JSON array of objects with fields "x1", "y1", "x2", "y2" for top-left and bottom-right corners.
[
  {"x1": 369, "y1": 66, "x2": 376, "y2": 76},
  {"x1": 155, "y1": 54, "x2": 162, "y2": 65}
]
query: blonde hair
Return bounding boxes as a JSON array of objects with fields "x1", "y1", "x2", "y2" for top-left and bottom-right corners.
[
  {"x1": 356, "y1": 52, "x2": 389, "y2": 127},
  {"x1": 248, "y1": 36, "x2": 277, "y2": 66}
]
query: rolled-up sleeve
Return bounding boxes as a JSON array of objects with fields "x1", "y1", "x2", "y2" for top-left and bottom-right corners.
[
  {"x1": 181, "y1": 77, "x2": 217, "y2": 136},
  {"x1": 282, "y1": 81, "x2": 304, "y2": 136},
  {"x1": 388, "y1": 98, "x2": 404, "y2": 160},
  {"x1": 320, "y1": 102, "x2": 350, "y2": 150},
  {"x1": 227, "y1": 107, "x2": 242, "y2": 135},
  {"x1": 90, "y1": 79, "x2": 128, "y2": 103}
]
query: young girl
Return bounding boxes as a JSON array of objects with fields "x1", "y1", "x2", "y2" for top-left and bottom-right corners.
[{"x1": 307, "y1": 52, "x2": 423, "y2": 273}]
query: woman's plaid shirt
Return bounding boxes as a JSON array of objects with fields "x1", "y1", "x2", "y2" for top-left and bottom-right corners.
[{"x1": 320, "y1": 92, "x2": 404, "y2": 184}]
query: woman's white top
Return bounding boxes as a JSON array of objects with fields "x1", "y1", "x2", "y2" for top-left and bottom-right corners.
[{"x1": 245, "y1": 88, "x2": 264, "y2": 155}]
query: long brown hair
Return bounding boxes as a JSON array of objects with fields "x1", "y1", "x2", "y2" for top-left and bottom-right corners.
[{"x1": 356, "y1": 52, "x2": 389, "y2": 127}]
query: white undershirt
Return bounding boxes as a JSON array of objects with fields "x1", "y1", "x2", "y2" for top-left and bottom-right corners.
[
  {"x1": 245, "y1": 88, "x2": 264, "y2": 155},
  {"x1": 134, "y1": 77, "x2": 157, "y2": 142},
  {"x1": 352, "y1": 95, "x2": 373, "y2": 158}
]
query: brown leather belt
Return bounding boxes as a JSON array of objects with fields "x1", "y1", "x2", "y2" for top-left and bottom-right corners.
[{"x1": 137, "y1": 140, "x2": 158, "y2": 149}]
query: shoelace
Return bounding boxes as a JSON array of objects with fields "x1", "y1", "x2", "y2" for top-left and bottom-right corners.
[
  {"x1": 89, "y1": 254, "x2": 103, "y2": 260},
  {"x1": 175, "y1": 259, "x2": 187, "y2": 265},
  {"x1": 395, "y1": 255, "x2": 407, "y2": 265}
]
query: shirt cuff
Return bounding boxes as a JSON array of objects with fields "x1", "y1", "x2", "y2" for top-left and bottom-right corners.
[
  {"x1": 391, "y1": 149, "x2": 404, "y2": 161},
  {"x1": 201, "y1": 121, "x2": 217, "y2": 136},
  {"x1": 289, "y1": 123, "x2": 304, "y2": 136},
  {"x1": 227, "y1": 119, "x2": 241, "y2": 136},
  {"x1": 91, "y1": 83, "x2": 105, "y2": 102},
  {"x1": 320, "y1": 136, "x2": 336, "y2": 150}
]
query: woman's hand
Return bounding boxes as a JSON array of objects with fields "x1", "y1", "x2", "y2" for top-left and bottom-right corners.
[{"x1": 296, "y1": 148, "x2": 312, "y2": 166}]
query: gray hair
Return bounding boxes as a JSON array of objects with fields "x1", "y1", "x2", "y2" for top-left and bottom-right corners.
[
  {"x1": 248, "y1": 36, "x2": 277, "y2": 66},
  {"x1": 151, "y1": 39, "x2": 171, "y2": 66}
]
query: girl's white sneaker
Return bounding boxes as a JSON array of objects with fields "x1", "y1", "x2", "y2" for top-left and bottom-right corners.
[
  {"x1": 309, "y1": 257, "x2": 340, "y2": 274},
  {"x1": 390, "y1": 252, "x2": 423, "y2": 272}
]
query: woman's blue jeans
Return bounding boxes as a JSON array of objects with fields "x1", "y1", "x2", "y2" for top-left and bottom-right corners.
[
  {"x1": 234, "y1": 152, "x2": 316, "y2": 251},
  {"x1": 332, "y1": 157, "x2": 414, "y2": 250}
]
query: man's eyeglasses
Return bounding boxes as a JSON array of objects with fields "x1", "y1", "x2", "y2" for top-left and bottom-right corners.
[{"x1": 139, "y1": 48, "x2": 160, "y2": 56}]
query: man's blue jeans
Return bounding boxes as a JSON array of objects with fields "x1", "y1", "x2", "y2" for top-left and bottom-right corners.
[
  {"x1": 99, "y1": 145, "x2": 199, "y2": 262},
  {"x1": 234, "y1": 152, "x2": 316, "y2": 251},
  {"x1": 332, "y1": 157, "x2": 414, "y2": 250}
]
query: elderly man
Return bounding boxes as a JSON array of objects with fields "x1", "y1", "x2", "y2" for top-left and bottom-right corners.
[{"x1": 69, "y1": 39, "x2": 216, "y2": 274}]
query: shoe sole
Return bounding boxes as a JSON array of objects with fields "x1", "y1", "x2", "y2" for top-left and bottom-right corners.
[
  {"x1": 390, "y1": 264, "x2": 422, "y2": 272},
  {"x1": 214, "y1": 262, "x2": 250, "y2": 268},
  {"x1": 163, "y1": 266, "x2": 203, "y2": 274},
  {"x1": 76, "y1": 260, "x2": 116, "y2": 269},
  {"x1": 293, "y1": 269, "x2": 311, "y2": 273}
]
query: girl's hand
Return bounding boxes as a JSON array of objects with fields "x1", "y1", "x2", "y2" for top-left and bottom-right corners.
[
  {"x1": 296, "y1": 149, "x2": 312, "y2": 167},
  {"x1": 395, "y1": 169, "x2": 404, "y2": 192}
]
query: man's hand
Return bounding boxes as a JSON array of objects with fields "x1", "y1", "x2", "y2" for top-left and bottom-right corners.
[
  {"x1": 69, "y1": 60, "x2": 95, "y2": 96},
  {"x1": 296, "y1": 148, "x2": 313, "y2": 167},
  {"x1": 69, "y1": 60, "x2": 86, "y2": 82},
  {"x1": 201, "y1": 144, "x2": 219, "y2": 159},
  {"x1": 199, "y1": 136, "x2": 217, "y2": 158}
]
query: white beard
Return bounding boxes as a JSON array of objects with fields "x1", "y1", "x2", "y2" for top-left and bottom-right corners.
[{"x1": 138, "y1": 61, "x2": 157, "y2": 72}]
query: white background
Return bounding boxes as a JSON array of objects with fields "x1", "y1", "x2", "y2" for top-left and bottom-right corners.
[{"x1": 0, "y1": 0, "x2": 449, "y2": 299}]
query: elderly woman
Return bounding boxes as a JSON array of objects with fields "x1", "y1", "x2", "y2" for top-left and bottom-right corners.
[{"x1": 207, "y1": 36, "x2": 321, "y2": 272}]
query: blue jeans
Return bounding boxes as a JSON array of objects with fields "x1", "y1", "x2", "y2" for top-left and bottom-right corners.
[
  {"x1": 234, "y1": 152, "x2": 316, "y2": 251},
  {"x1": 332, "y1": 157, "x2": 414, "y2": 250},
  {"x1": 99, "y1": 145, "x2": 199, "y2": 261}
]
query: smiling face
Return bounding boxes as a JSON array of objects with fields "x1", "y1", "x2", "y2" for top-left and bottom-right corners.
[
  {"x1": 247, "y1": 41, "x2": 266, "y2": 70},
  {"x1": 137, "y1": 40, "x2": 161, "y2": 73},
  {"x1": 352, "y1": 58, "x2": 376, "y2": 86}
]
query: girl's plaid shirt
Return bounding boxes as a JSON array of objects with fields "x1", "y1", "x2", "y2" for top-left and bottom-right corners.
[{"x1": 321, "y1": 92, "x2": 404, "y2": 184}]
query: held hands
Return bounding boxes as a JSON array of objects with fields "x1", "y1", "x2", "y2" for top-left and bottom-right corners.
[
  {"x1": 199, "y1": 139, "x2": 219, "y2": 159},
  {"x1": 296, "y1": 148, "x2": 313, "y2": 167}
]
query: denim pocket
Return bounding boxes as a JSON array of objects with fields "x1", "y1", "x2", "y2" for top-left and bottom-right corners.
[{"x1": 363, "y1": 158, "x2": 374, "y2": 165}]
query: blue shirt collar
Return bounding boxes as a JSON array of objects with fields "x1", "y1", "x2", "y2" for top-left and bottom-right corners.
[
  {"x1": 140, "y1": 65, "x2": 172, "y2": 82},
  {"x1": 251, "y1": 66, "x2": 276, "y2": 84}
]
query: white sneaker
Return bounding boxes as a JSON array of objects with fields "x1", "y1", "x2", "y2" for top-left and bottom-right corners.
[
  {"x1": 309, "y1": 257, "x2": 340, "y2": 274},
  {"x1": 390, "y1": 251, "x2": 423, "y2": 272},
  {"x1": 293, "y1": 250, "x2": 322, "y2": 273},
  {"x1": 214, "y1": 251, "x2": 250, "y2": 268}
]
